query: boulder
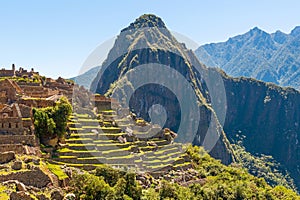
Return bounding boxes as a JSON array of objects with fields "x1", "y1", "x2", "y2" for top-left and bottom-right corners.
[
  {"x1": 10, "y1": 191, "x2": 33, "y2": 200},
  {"x1": 33, "y1": 159, "x2": 40, "y2": 165},
  {"x1": 16, "y1": 181, "x2": 26, "y2": 191},
  {"x1": 24, "y1": 158, "x2": 33, "y2": 163},
  {"x1": 117, "y1": 136, "x2": 127, "y2": 143},
  {"x1": 0, "y1": 151, "x2": 15, "y2": 164},
  {"x1": 12, "y1": 161, "x2": 23, "y2": 170}
]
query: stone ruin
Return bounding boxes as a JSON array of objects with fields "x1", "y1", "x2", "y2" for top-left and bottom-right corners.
[
  {"x1": 0, "y1": 64, "x2": 39, "y2": 78},
  {"x1": 0, "y1": 65, "x2": 114, "y2": 155},
  {"x1": 0, "y1": 65, "x2": 76, "y2": 154}
]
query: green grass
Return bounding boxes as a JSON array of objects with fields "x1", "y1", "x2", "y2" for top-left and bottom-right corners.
[
  {"x1": 69, "y1": 127, "x2": 84, "y2": 131},
  {"x1": 70, "y1": 133, "x2": 96, "y2": 137},
  {"x1": 22, "y1": 118, "x2": 31, "y2": 121},
  {"x1": 68, "y1": 143, "x2": 95, "y2": 147},
  {"x1": 77, "y1": 157, "x2": 106, "y2": 160},
  {"x1": 0, "y1": 185, "x2": 9, "y2": 200},
  {"x1": 101, "y1": 110, "x2": 115, "y2": 114},
  {"x1": 65, "y1": 138, "x2": 92, "y2": 141},
  {"x1": 77, "y1": 118, "x2": 100, "y2": 122},
  {"x1": 93, "y1": 139, "x2": 119, "y2": 144},
  {"x1": 173, "y1": 162, "x2": 191, "y2": 168},
  {"x1": 143, "y1": 157, "x2": 183, "y2": 164},
  {"x1": 81, "y1": 126, "x2": 101, "y2": 129},
  {"x1": 58, "y1": 155, "x2": 77, "y2": 159},
  {"x1": 106, "y1": 154, "x2": 135, "y2": 160},
  {"x1": 46, "y1": 162, "x2": 69, "y2": 180},
  {"x1": 57, "y1": 148, "x2": 73, "y2": 153},
  {"x1": 101, "y1": 147, "x2": 132, "y2": 156},
  {"x1": 74, "y1": 113, "x2": 90, "y2": 118}
]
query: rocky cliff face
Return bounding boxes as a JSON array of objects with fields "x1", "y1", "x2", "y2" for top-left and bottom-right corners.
[
  {"x1": 195, "y1": 26, "x2": 300, "y2": 90},
  {"x1": 219, "y1": 69, "x2": 300, "y2": 189},
  {"x1": 91, "y1": 14, "x2": 235, "y2": 165}
]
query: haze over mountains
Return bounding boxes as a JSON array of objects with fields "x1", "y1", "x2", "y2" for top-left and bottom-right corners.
[{"x1": 195, "y1": 26, "x2": 300, "y2": 90}]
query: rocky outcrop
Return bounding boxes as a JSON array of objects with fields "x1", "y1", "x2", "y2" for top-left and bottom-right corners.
[{"x1": 11, "y1": 161, "x2": 23, "y2": 170}]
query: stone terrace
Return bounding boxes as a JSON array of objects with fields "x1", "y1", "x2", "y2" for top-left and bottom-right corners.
[{"x1": 52, "y1": 106, "x2": 192, "y2": 175}]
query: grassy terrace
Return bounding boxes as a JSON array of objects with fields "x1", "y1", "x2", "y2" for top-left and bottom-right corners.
[
  {"x1": 142, "y1": 151, "x2": 187, "y2": 161},
  {"x1": 55, "y1": 111, "x2": 191, "y2": 173}
]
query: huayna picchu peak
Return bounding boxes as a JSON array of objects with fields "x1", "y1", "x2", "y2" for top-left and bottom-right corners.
[
  {"x1": 121, "y1": 14, "x2": 167, "y2": 32},
  {"x1": 91, "y1": 14, "x2": 236, "y2": 166}
]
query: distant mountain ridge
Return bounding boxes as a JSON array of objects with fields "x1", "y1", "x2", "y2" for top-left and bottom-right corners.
[
  {"x1": 195, "y1": 26, "x2": 300, "y2": 90},
  {"x1": 71, "y1": 66, "x2": 100, "y2": 89}
]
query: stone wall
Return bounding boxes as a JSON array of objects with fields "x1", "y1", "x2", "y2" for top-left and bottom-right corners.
[
  {"x1": 0, "y1": 69, "x2": 14, "y2": 77},
  {"x1": 19, "y1": 104, "x2": 31, "y2": 118},
  {"x1": 0, "y1": 144, "x2": 24, "y2": 154},
  {"x1": 20, "y1": 85, "x2": 59, "y2": 98},
  {"x1": 0, "y1": 135, "x2": 37, "y2": 146},
  {"x1": 0, "y1": 80, "x2": 18, "y2": 103},
  {"x1": 0, "y1": 117, "x2": 24, "y2": 134},
  {"x1": 92, "y1": 95, "x2": 114, "y2": 111},
  {"x1": 0, "y1": 168, "x2": 51, "y2": 188},
  {"x1": 22, "y1": 119, "x2": 32, "y2": 128},
  {"x1": 19, "y1": 98, "x2": 55, "y2": 108}
]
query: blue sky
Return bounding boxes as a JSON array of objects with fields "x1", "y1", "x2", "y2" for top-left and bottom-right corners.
[{"x1": 0, "y1": 0, "x2": 300, "y2": 78}]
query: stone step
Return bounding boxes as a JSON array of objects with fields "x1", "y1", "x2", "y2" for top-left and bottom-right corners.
[
  {"x1": 57, "y1": 150, "x2": 102, "y2": 158},
  {"x1": 141, "y1": 152, "x2": 186, "y2": 161},
  {"x1": 101, "y1": 148, "x2": 133, "y2": 157},
  {"x1": 105, "y1": 156, "x2": 135, "y2": 165},
  {"x1": 142, "y1": 157, "x2": 185, "y2": 167},
  {"x1": 77, "y1": 157, "x2": 106, "y2": 164},
  {"x1": 96, "y1": 143, "x2": 131, "y2": 151},
  {"x1": 65, "y1": 138, "x2": 93, "y2": 144},
  {"x1": 67, "y1": 143, "x2": 97, "y2": 151}
]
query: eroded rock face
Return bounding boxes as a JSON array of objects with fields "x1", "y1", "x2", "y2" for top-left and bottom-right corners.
[{"x1": 0, "y1": 151, "x2": 15, "y2": 164}]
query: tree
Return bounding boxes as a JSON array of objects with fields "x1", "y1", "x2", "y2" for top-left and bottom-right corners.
[
  {"x1": 33, "y1": 107, "x2": 56, "y2": 138},
  {"x1": 33, "y1": 97, "x2": 72, "y2": 143},
  {"x1": 52, "y1": 96, "x2": 72, "y2": 137}
]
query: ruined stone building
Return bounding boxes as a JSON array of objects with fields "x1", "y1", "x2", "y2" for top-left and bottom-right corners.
[
  {"x1": 0, "y1": 65, "x2": 75, "y2": 153},
  {"x1": 0, "y1": 64, "x2": 39, "y2": 78}
]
